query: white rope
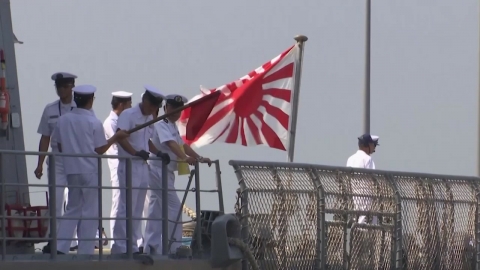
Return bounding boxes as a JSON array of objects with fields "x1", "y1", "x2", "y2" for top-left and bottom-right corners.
[{"x1": 183, "y1": 204, "x2": 196, "y2": 219}]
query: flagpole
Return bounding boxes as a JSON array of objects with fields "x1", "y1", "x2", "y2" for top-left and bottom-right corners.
[
  {"x1": 287, "y1": 35, "x2": 308, "y2": 163},
  {"x1": 364, "y1": 0, "x2": 371, "y2": 134},
  {"x1": 478, "y1": 0, "x2": 480, "y2": 176}
]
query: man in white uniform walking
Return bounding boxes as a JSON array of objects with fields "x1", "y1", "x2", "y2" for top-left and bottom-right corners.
[
  {"x1": 104, "y1": 91, "x2": 133, "y2": 248},
  {"x1": 346, "y1": 134, "x2": 376, "y2": 224},
  {"x1": 144, "y1": 94, "x2": 211, "y2": 255},
  {"x1": 111, "y1": 85, "x2": 169, "y2": 254},
  {"x1": 54, "y1": 85, "x2": 129, "y2": 254},
  {"x1": 35, "y1": 72, "x2": 78, "y2": 253}
]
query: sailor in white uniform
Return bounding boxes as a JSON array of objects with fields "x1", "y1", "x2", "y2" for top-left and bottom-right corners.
[
  {"x1": 144, "y1": 94, "x2": 211, "y2": 255},
  {"x1": 104, "y1": 91, "x2": 133, "y2": 247},
  {"x1": 54, "y1": 85, "x2": 129, "y2": 254},
  {"x1": 138, "y1": 105, "x2": 159, "y2": 253},
  {"x1": 346, "y1": 134, "x2": 376, "y2": 224},
  {"x1": 111, "y1": 85, "x2": 169, "y2": 254},
  {"x1": 35, "y1": 72, "x2": 78, "y2": 253}
]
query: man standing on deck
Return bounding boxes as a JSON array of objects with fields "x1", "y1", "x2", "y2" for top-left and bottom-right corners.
[
  {"x1": 104, "y1": 91, "x2": 133, "y2": 249},
  {"x1": 138, "y1": 105, "x2": 160, "y2": 253},
  {"x1": 54, "y1": 84, "x2": 129, "y2": 254},
  {"x1": 346, "y1": 134, "x2": 376, "y2": 224},
  {"x1": 111, "y1": 85, "x2": 169, "y2": 255},
  {"x1": 35, "y1": 72, "x2": 79, "y2": 253},
  {"x1": 144, "y1": 94, "x2": 211, "y2": 255}
]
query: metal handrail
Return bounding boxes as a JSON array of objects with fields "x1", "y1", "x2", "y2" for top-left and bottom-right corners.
[{"x1": 0, "y1": 150, "x2": 224, "y2": 261}]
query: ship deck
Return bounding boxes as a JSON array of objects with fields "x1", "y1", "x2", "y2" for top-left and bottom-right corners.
[{"x1": 2, "y1": 248, "x2": 241, "y2": 270}]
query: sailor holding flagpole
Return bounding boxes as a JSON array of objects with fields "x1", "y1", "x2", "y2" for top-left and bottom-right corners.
[
  {"x1": 111, "y1": 85, "x2": 168, "y2": 254},
  {"x1": 144, "y1": 94, "x2": 212, "y2": 255}
]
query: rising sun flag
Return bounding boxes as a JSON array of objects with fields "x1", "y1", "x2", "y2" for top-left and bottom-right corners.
[{"x1": 178, "y1": 44, "x2": 301, "y2": 151}]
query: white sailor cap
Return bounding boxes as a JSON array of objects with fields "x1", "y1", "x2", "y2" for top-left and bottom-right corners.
[
  {"x1": 143, "y1": 85, "x2": 166, "y2": 99},
  {"x1": 73, "y1": 85, "x2": 96, "y2": 95},
  {"x1": 111, "y1": 91, "x2": 132, "y2": 98},
  {"x1": 371, "y1": 135, "x2": 380, "y2": 145},
  {"x1": 51, "y1": 72, "x2": 77, "y2": 81},
  {"x1": 165, "y1": 94, "x2": 188, "y2": 107}
]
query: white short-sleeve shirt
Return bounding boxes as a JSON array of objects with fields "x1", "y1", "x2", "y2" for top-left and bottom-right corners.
[
  {"x1": 54, "y1": 108, "x2": 107, "y2": 175},
  {"x1": 103, "y1": 110, "x2": 119, "y2": 169},
  {"x1": 116, "y1": 104, "x2": 154, "y2": 164},
  {"x1": 150, "y1": 118, "x2": 184, "y2": 171},
  {"x1": 346, "y1": 150, "x2": 375, "y2": 169},
  {"x1": 37, "y1": 100, "x2": 76, "y2": 151}
]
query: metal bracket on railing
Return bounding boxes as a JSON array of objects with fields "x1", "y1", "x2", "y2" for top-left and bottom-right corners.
[
  {"x1": 193, "y1": 162, "x2": 203, "y2": 257},
  {"x1": 270, "y1": 166, "x2": 290, "y2": 270},
  {"x1": 384, "y1": 174, "x2": 403, "y2": 270},
  {"x1": 309, "y1": 168, "x2": 327, "y2": 270},
  {"x1": 169, "y1": 169, "x2": 196, "y2": 253}
]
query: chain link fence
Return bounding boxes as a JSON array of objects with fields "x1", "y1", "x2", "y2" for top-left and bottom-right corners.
[{"x1": 229, "y1": 160, "x2": 480, "y2": 270}]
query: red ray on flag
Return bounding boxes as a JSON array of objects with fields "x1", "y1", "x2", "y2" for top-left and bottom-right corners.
[
  {"x1": 178, "y1": 44, "x2": 299, "y2": 150},
  {"x1": 184, "y1": 90, "x2": 222, "y2": 140}
]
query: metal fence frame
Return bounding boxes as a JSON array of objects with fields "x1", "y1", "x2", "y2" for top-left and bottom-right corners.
[
  {"x1": 230, "y1": 160, "x2": 480, "y2": 270},
  {"x1": 0, "y1": 149, "x2": 224, "y2": 261}
]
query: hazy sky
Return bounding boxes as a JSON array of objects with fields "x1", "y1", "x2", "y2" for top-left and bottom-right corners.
[{"x1": 7, "y1": 0, "x2": 479, "y2": 233}]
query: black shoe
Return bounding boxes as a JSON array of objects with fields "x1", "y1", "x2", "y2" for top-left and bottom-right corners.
[
  {"x1": 42, "y1": 244, "x2": 51, "y2": 254},
  {"x1": 42, "y1": 244, "x2": 66, "y2": 255},
  {"x1": 69, "y1": 245, "x2": 78, "y2": 251}
]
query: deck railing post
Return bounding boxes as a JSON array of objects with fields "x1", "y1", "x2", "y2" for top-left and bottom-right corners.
[
  {"x1": 194, "y1": 161, "x2": 202, "y2": 256},
  {"x1": 48, "y1": 154, "x2": 57, "y2": 260},
  {"x1": 97, "y1": 157, "x2": 103, "y2": 260},
  {"x1": 0, "y1": 153, "x2": 6, "y2": 260},
  {"x1": 161, "y1": 157, "x2": 169, "y2": 255},
  {"x1": 125, "y1": 158, "x2": 133, "y2": 259}
]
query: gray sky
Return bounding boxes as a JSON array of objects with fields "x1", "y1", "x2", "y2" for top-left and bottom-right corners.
[{"x1": 9, "y1": 0, "x2": 479, "y2": 232}]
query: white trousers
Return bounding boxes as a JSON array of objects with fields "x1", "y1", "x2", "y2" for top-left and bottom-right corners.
[
  {"x1": 109, "y1": 165, "x2": 147, "y2": 249},
  {"x1": 64, "y1": 189, "x2": 78, "y2": 248},
  {"x1": 137, "y1": 190, "x2": 150, "y2": 248},
  {"x1": 109, "y1": 165, "x2": 119, "y2": 245},
  {"x1": 143, "y1": 166, "x2": 182, "y2": 255},
  {"x1": 46, "y1": 157, "x2": 77, "y2": 247},
  {"x1": 56, "y1": 173, "x2": 99, "y2": 254},
  {"x1": 110, "y1": 161, "x2": 149, "y2": 254},
  {"x1": 352, "y1": 179, "x2": 377, "y2": 224}
]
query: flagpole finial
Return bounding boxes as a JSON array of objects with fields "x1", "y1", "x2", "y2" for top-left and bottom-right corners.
[{"x1": 294, "y1": 35, "x2": 308, "y2": 43}]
